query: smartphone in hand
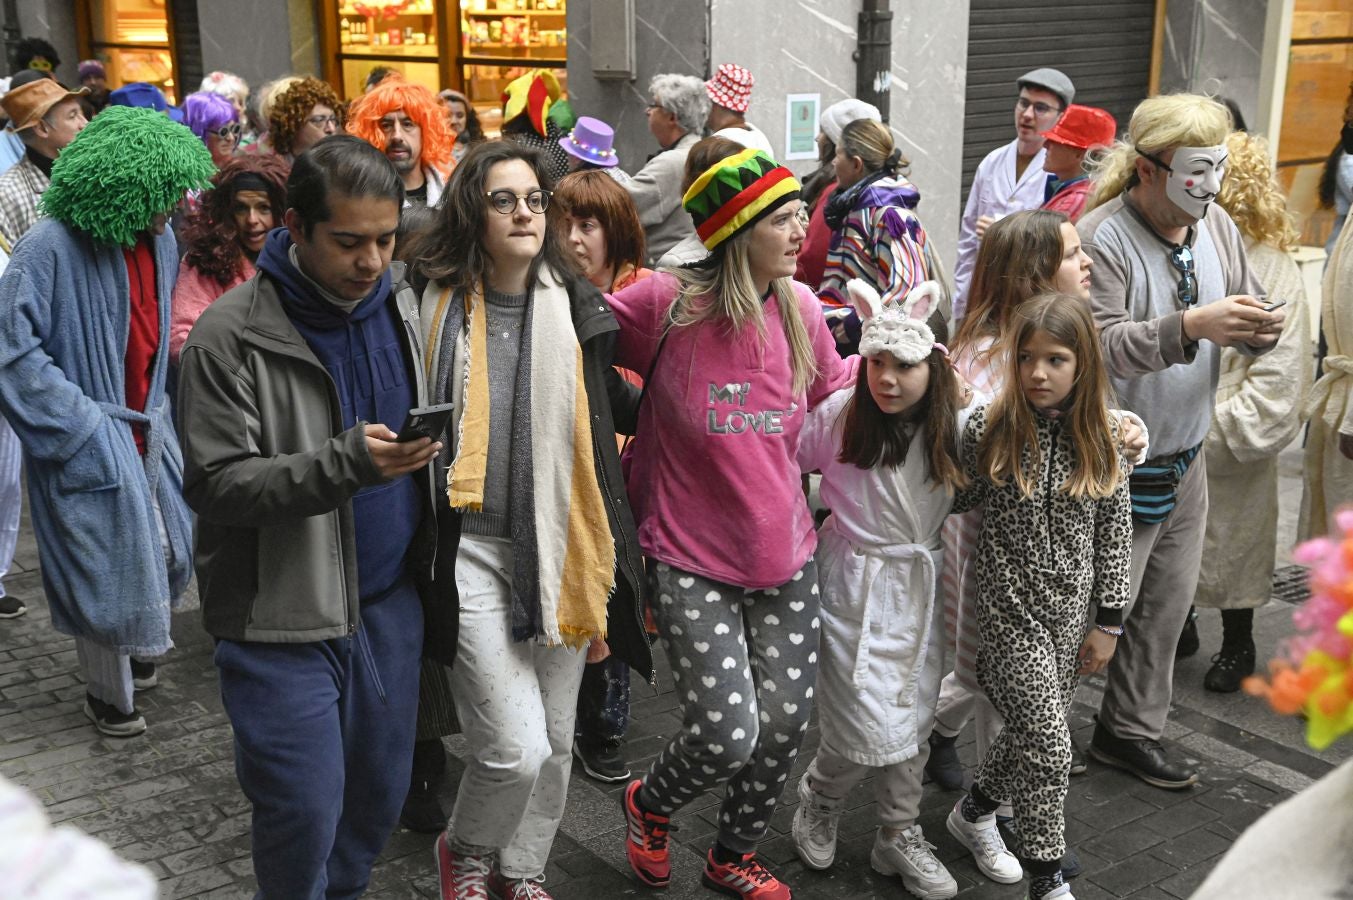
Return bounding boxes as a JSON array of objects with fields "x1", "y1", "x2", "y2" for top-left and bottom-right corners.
[
  {"x1": 1262, "y1": 299, "x2": 1287, "y2": 312},
  {"x1": 396, "y1": 402, "x2": 455, "y2": 443}
]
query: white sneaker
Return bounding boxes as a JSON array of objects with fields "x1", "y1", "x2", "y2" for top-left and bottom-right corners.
[
  {"x1": 790, "y1": 772, "x2": 846, "y2": 870},
  {"x1": 871, "y1": 825, "x2": 958, "y2": 899},
  {"x1": 945, "y1": 799, "x2": 1022, "y2": 884},
  {"x1": 1029, "y1": 883, "x2": 1075, "y2": 900}
]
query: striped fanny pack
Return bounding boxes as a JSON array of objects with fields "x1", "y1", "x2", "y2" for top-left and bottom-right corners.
[{"x1": 1128, "y1": 442, "x2": 1201, "y2": 525}]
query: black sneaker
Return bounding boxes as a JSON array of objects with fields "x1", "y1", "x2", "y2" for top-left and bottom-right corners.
[
  {"x1": 399, "y1": 778, "x2": 447, "y2": 834},
  {"x1": 1204, "y1": 640, "x2": 1256, "y2": 693},
  {"x1": 1069, "y1": 737, "x2": 1087, "y2": 776},
  {"x1": 1176, "y1": 607, "x2": 1199, "y2": 659},
  {"x1": 924, "y1": 731, "x2": 965, "y2": 791},
  {"x1": 130, "y1": 658, "x2": 158, "y2": 691},
  {"x1": 83, "y1": 693, "x2": 146, "y2": 738},
  {"x1": 573, "y1": 738, "x2": 631, "y2": 783},
  {"x1": 0, "y1": 595, "x2": 25, "y2": 618},
  {"x1": 1088, "y1": 722, "x2": 1196, "y2": 790}
]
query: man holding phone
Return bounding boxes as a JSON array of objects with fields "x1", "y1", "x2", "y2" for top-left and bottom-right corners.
[
  {"x1": 1077, "y1": 94, "x2": 1284, "y2": 793},
  {"x1": 177, "y1": 136, "x2": 441, "y2": 899}
]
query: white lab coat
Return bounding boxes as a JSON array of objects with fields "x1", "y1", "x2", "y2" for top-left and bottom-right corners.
[
  {"x1": 798, "y1": 388, "x2": 960, "y2": 766},
  {"x1": 953, "y1": 140, "x2": 1049, "y2": 319}
]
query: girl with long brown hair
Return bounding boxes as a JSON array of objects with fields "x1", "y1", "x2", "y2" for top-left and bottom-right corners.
[{"x1": 948, "y1": 293, "x2": 1134, "y2": 900}]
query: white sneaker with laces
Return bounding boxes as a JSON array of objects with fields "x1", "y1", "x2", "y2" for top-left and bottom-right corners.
[
  {"x1": 871, "y1": 824, "x2": 958, "y2": 899},
  {"x1": 945, "y1": 799, "x2": 1022, "y2": 884},
  {"x1": 1029, "y1": 883, "x2": 1075, "y2": 900},
  {"x1": 790, "y1": 772, "x2": 846, "y2": 870}
]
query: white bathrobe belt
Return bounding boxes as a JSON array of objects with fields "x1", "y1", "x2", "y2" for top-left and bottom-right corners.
[{"x1": 847, "y1": 540, "x2": 937, "y2": 705}]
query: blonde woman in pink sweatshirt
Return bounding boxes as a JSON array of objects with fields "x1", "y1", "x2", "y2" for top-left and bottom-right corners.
[{"x1": 609, "y1": 148, "x2": 855, "y2": 900}]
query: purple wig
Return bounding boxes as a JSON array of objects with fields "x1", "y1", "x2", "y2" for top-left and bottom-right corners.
[{"x1": 182, "y1": 91, "x2": 238, "y2": 142}]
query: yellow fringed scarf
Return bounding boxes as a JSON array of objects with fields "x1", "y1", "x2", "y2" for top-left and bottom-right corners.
[
  {"x1": 426, "y1": 276, "x2": 614, "y2": 647},
  {"x1": 446, "y1": 287, "x2": 489, "y2": 509}
]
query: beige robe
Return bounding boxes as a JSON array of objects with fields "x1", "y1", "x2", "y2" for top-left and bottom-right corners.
[
  {"x1": 1301, "y1": 208, "x2": 1353, "y2": 539},
  {"x1": 1196, "y1": 241, "x2": 1313, "y2": 609}
]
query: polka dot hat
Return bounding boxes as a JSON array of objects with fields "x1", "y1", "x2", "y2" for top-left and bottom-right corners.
[{"x1": 705, "y1": 63, "x2": 754, "y2": 114}]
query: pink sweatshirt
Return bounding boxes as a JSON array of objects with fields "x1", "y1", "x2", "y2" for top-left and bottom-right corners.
[
  {"x1": 609, "y1": 272, "x2": 857, "y2": 589},
  {"x1": 170, "y1": 258, "x2": 253, "y2": 364}
]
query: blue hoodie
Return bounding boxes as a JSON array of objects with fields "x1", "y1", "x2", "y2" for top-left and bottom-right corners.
[{"x1": 255, "y1": 228, "x2": 420, "y2": 603}]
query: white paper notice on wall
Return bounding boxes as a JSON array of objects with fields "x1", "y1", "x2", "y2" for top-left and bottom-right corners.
[{"x1": 784, "y1": 93, "x2": 821, "y2": 161}]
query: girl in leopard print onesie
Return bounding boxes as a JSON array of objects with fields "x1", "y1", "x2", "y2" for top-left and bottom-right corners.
[{"x1": 946, "y1": 293, "x2": 1134, "y2": 900}]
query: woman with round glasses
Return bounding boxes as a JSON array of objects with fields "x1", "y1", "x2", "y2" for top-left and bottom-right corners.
[
  {"x1": 183, "y1": 91, "x2": 241, "y2": 168},
  {"x1": 267, "y1": 77, "x2": 344, "y2": 161},
  {"x1": 414, "y1": 140, "x2": 651, "y2": 900}
]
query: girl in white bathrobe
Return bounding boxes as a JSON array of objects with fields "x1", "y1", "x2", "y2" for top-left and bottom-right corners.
[{"x1": 791, "y1": 282, "x2": 972, "y2": 900}]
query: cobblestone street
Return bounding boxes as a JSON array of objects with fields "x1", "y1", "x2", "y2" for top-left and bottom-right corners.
[{"x1": 2, "y1": 445, "x2": 1347, "y2": 899}]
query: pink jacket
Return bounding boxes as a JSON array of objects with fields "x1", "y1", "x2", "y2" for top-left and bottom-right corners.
[
  {"x1": 609, "y1": 273, "x2": 857, "y2": 589},
  {"x1": 170, "y1": 258, "x2": 253, "y2": 364}
]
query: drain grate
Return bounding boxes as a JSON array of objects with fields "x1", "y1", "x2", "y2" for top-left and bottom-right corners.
[{"x1": 1272, "y1": 565, "x2": 1311, "y2": 605}]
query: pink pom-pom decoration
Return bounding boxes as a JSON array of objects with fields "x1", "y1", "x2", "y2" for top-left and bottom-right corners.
[{"x1": 1250, "y1": 508, "x2": 1353, "y2": 749}]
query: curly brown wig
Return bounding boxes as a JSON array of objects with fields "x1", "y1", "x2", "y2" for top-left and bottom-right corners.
[
  {"x1": 268, "y1": 77, "x2": 344, "y2": 156},
  {"x1": 182, "y1": 155, "x2": 291, "y2": 286}
]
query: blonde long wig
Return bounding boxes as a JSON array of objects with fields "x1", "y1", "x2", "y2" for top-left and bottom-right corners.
[
  {"x1": 1083, "y1": 94, "x2": 1231, "y2": 214},
  {"x1": 1216, "y1": 131, "x2": 1299, "y2": 252},
  {"x1": 978, "y1": 293, "x2": 1123, "y2": 500},
  {"x1": 666, "y1": 229, "x2": 819, "y2": 397}
]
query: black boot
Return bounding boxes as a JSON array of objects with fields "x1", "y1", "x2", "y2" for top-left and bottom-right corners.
[
  {"x1": 1205, "y1": 609, "x2": 1256, "y2": 693},
  {"x1": 1176, "y1": 606, "x2": 1199, "y2": 659},
  {"x1": 1204, "y1": 639, "x2": 1256, "y2": 693},
  {"x1": 924, "y1": 731, "x2": 965, "y2": 791},
  {"x1": 400, "y1": 738, "x2": 448, "y2": 833}
]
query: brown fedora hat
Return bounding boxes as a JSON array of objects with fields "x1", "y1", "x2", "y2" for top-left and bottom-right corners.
[{"x1": 2, "y1": 78, "x2": 88, "y2": 131}]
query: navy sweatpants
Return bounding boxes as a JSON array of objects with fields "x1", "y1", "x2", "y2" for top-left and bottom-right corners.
[{"x1": 216, "y1": 582, "x2": 423, "y2": 900}]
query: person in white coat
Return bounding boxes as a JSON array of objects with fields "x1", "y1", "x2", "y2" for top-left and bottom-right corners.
[
  {"x1": 791, "y1": 281, "x2": 971, "y2": 900},
  {"x1": 1194, "y1": 131, "x2": 1313, "y2": 692},
  {"x1": 952, "y1": 68, "x2": 1074, "y2": 320}
]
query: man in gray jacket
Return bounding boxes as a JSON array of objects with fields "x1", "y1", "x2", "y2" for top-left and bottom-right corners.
[
  {"x1": 625, "y1": 73, "x2": 709, "y2": 265},
  {"x1": 177, "y1": 136, "x2": 441, "y2": 899},
  {"x1": 1078, "y1": 94, "x2": 1284, "y2": 791}
]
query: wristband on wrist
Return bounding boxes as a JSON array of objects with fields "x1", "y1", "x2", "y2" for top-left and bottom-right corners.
[{"x1": 1095, "y1": 623, "x2": 1124, "y2": 638}]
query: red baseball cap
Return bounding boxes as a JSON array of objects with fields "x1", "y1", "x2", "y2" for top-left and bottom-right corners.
[{"x1": 1043, "y1": 104, "x2": 1117, "y2": 151}]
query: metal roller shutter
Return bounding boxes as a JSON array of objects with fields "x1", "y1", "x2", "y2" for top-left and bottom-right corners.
[{"x1": 961, "y1": 0, "x2": 1157, "y2": 200}]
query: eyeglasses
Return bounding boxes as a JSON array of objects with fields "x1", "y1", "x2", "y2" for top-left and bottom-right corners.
[
  {"x1": 1169, "y1": 244, "x2": 1197, "y2": 308},
  {"x1": 1017, "y1": 96, "x2": 1063, "y2": 117},
  {"x1": 645, "y1": 103, "x2": 666, "y2": 113},
  {"x1": 485, "y1": 188, "x2": 551, "y2": 215},
  {"x1": 212, "y1": 122, "x2": 242, "y2": 141},
  {"x1": 307, "y1": 114, "x2": 340, "y2": 130}
]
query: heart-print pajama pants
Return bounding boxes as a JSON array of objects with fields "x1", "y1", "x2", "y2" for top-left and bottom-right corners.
[{"x1": 637, "y1": 560, "x2": 821, "y2": 854}]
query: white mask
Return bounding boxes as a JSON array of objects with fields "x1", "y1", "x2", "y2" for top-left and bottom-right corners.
[{"x1": 1152, "y1": 145, "x2": 1228, "y2": 221}]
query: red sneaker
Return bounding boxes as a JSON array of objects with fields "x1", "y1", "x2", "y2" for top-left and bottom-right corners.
[
  {"x1": 487, "y1": 870, "x2": 553, "y2": 900},
  {"x1": 434, "y1": 831, "x2": 491, "y2": 900},
  {"x1": 701, "y1": 849, "x2": 792, "y2": 899},
  {"x1": 622, "y1": 779, "x2": 672, "y2": 888}
]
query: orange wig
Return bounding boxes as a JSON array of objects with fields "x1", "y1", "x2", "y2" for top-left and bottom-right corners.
[{"x1": 346, "y1": 76, "x2": 455, "y2": 175}]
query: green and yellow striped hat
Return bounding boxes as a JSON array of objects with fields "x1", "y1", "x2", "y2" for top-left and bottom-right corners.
[{"x1": 681, "y1": 149, "x2": 801, "y2": 252}]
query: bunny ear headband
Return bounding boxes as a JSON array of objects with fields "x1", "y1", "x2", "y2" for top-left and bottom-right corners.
[{"x1": 848, "y1": 279, "x2": 948, "y2": 364}]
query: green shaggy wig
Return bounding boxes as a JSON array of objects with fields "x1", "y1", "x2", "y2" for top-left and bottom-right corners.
[{"x1": 41, "y1": 106, "x2": 216, "y2": 248}]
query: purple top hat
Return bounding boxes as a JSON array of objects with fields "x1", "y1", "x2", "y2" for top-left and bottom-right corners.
[{"x1": 559, "y1": 116, "x2": 620, "y2": 168}]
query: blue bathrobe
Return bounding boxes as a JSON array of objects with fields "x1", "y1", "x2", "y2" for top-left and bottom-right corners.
[{"x1": 0, "y1": 218, "x2": 192, "y2": 655}]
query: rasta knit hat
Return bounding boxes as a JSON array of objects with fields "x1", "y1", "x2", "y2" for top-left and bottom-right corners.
[{"x1": 682, "y1": 149, "x2": 800, "y2": 251}]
